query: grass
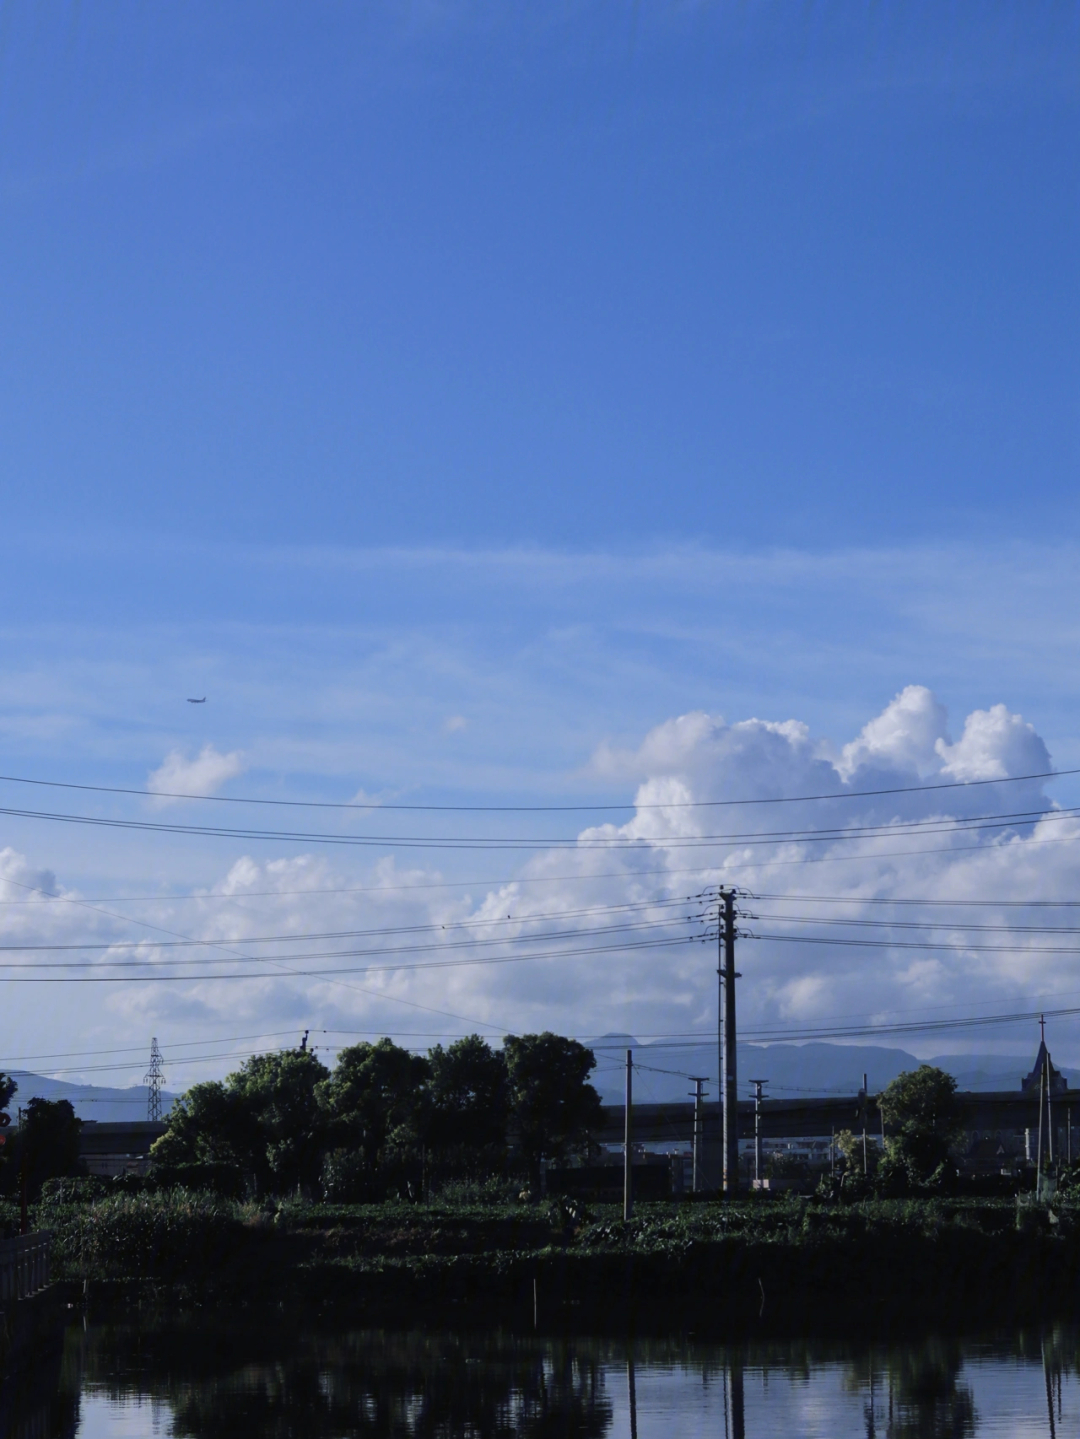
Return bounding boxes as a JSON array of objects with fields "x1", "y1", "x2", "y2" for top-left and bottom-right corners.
[{"x1": 4, "y1": 1190, "x2": 1076, "y2": 1326}]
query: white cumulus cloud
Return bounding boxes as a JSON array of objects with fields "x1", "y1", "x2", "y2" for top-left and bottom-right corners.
[
  {"x1": 147, "y1": 744, "x2": 245, "y2": 804},
  {"x1": 9, "y1": 685, "x2": 1079, "y2": 1080}
]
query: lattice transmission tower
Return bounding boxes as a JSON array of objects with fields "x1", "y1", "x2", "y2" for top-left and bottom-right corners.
[{"x1": 144, "y1": 1038, "x2": 166, "y2": 1122}]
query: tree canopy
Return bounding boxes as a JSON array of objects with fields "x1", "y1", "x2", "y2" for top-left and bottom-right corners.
[
  {"x1": 503, "y1": 1032, "x2": 602, "y2": 1181},
  {"x1": 0, "y1": 1097, "x2": 83, "y2": 1199},
  {"x1": 878, "y1": 1064, "x2": 964, "y2": 1189},
  {"x1": 150, "y1": 1031, "x2": 602, "y2": 1198},
  {"x1": 425, "y1": 1035, "x2": 509, "y2": 1154},
  {"x1": 318, "y1": 1039, "x2": 429, "y2": 1167},
  {"x1": 151, "y1": 1047, "x2": 330, "y2": 1193}
]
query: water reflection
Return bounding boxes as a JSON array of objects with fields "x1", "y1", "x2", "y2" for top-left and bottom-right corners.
[
  {"x1": 881, "y1": 1338, "x2": 975, "y2": 1439},
  {"x1": 4, "y1": 1318, "x2": 1080, "y2": 1438}
]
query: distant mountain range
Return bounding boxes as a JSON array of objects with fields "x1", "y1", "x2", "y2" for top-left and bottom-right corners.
[
  {"x1": 3, "y1": 1070, "x2": 179, "y2": 1123},
  {"x1": 2, "y1": 1039, "x2": 1068, "y2": 1123}
]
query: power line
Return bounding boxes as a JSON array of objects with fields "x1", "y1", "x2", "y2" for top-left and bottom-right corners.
[
  {"x1": 0, "y1": 897, "x2": 694, "y2": 950},
  {"x1": 0, "y1": 912, "x2": 698, "y2": 969},
  {"x1": 753, "y1": 913, "x2": 1080, "y2": 935},
  {"x1": 0, "y1": 873, "x2": 512, "y2": 1035},
  {"x1": 0, "y1": 764, "x2": 1071, "y2": 812},
  {"x1": 8, "y1": 836, "x2": 1080, "y2": 915},
  {"x1": 0, "y1": 1027, "x2": 519, "y2": 1066},
  {"x1": 0, "y1": 799, "x2": 1074, "y2": 851},
  {"x1": 752, "y1": 932, "x2": 1080, "y2": 957},
  {"x1": 0, "y1": 931, "x2": 694, "y2": 978},
  {"x1": 752, "y1": 892, "x2": 1080, "y2": 908}
]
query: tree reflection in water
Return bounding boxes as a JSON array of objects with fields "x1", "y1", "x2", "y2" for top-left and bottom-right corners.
[
  {"x1": 881, "y1": 1337, "x2": 976, "y2": 1439},
  {"x1": 80, "y1": 1321, "x2": 613, "y2": 1439},
  {"x1": 11, "y1": 1316, "x2": 1080, "y2": 1438}
]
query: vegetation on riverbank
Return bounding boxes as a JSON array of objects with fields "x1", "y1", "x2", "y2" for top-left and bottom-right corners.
[{"x1": 6, "y1": 1188, "x2": 1080, "y2": 1328}]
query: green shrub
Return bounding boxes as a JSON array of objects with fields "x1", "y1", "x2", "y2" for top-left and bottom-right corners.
[
  {"x1": 50, "y1": 1191, "x2": 250, "y2": 1280},
  {"x1": 40, "y1": 1176, "x2": 110, "y2": 1204},
  {"x1": 430, "y1": 1176, "x2": 524, "y2": 1207},
  {"x1": 149, "y1": 1161, "x2": 245, "y2": 1198}
]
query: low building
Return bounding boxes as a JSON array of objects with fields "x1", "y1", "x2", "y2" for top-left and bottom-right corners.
[{"x1": 78, "y1": 1121, "x2": 166, "y2": 1178}]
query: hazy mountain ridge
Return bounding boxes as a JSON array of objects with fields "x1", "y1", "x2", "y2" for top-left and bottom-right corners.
[{"x1": 2, "y1": 1070, "x2": 178, "y2": 1123}]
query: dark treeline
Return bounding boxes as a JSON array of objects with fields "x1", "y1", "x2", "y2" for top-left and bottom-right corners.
[
  {"x1": 149, "y1": 1032, "x2": 602, "y2": 1200},
  {"x1": 0, "y1": 1069, "x2": 84, "y2": 1202}
]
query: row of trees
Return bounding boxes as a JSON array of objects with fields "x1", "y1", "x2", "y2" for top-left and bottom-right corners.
[{"x1": 150, "y1": 1032, "x2": 603, "y2": 1198}]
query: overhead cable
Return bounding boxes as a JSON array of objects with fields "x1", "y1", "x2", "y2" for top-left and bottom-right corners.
[{"x1": 0, "y1": 763, "x2": 1072, "y2": 812}]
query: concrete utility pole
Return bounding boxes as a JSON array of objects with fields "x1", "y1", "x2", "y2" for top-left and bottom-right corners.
[
  {"x1": 689, "y1": 1077, "x2": 707, "y2": 1194},
  {"x1": 1069, "y1": 1104, "x2": 1073, "y2": 1167},
  {"x1": 719, "y1": 889, "x2": 740, "y2": 1195},
  {"x1": 862, "y1": 1072, "x2": 869, "y2": 1175},
  {"x1": 749, "y1": 1079, "x2": 768, "y2": 1187},
  {"x1": 623, "y1": 1049, "x2": 633, "y2": 1221},
  {"x1": 1045, "y1": 1044, "x2": 1054, "y2": 1168}
]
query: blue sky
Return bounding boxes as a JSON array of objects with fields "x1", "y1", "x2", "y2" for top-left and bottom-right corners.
[
  {"x1": 2, "y1": 2, "x2": 1080, "y2": 1087},
  {"x1": 1, "y1": 1, "x2": 1077, "y2": 554}
]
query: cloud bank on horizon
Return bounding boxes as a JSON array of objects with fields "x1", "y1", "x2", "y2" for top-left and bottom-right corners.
[{"x1": 2, "y1": 685, "x2": 1077, "y2": 1083}]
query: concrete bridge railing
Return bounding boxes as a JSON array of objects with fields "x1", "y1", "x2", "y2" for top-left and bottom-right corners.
[{"x1": 0, "y1": 1232, "x2": 51, "y2": 1303}]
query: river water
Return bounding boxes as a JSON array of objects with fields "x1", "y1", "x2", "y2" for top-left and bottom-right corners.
[{"x1": 6, "y1": 1316, "x2": 1080, "y2": 1438}]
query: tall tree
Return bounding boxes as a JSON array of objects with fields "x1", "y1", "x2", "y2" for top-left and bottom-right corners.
[
  {"x1": 426, "y1": 1035, "x2": 509, "y2": 1153},
  {"x1": 318, "y1": 1039, "x2": 430, "y2": 1168},
  {"x1": 152, "y1": 1048, "x2": 330, "y2": 1193},
  {"x1": 878, "y1": 1064, "x2": 964, "y2": 1188},
  {"x1": 228, "y1": 1048, "x2": 330, "y2": 1192},
  {"x1": 503, "y1": 1033, "x2": 602, "y2": 1183},
  {"x1": 0, "y1": 1097, "x2": 82, "y2": 1199},
  {"x1": 150, "y1": 1080, "x2": 251, "y2": 1169}
]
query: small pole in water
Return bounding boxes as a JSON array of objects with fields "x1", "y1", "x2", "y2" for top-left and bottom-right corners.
[
  {"x1": 627, "y1": 1354, "x2": 638, "y2": 1439},
  {"x1": 533, "y1": 1276, "x2": 538, "y2": 1331},
  {"x1": 730, "y1": 1351, "x2": 745, "y2": 1439}
]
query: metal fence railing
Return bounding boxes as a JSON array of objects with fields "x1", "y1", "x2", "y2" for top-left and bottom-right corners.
[{"x1": 0, "y1": 1231, "x2": 51, "y2": 1303}]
